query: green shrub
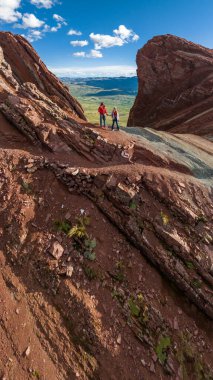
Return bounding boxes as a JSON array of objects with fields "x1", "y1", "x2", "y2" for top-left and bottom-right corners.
[
  {"x1": 155, "y1": 336, "x2": 171, "y2": 365},
  {"x1": 54, "y1": 220, "x2": 71, "y2": 234}
]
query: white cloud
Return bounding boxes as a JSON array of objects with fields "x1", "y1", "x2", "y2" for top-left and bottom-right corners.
[
  {"x1": 51, "y1": 25, "x2": 60, "y2": 32},
  {"x1": 73, "y1": 52, "x2": 86, "y2": 57},
  {"x1": 18, "y1": 13, "x2": 45, "y2": 28},
  {"x1": 90, "y1": 25, "x2": 139, "y2": 51},
  {"x1": 30, "y1": 0, "x2": 56, "y2": 8},
  {"x1": 132, "y1": 34, "x2": 140, "y2": 41},
  {"x1": 73, "y1": 49, "x2": 103, "y2": 59},
  {"x1": 67, "y1": 29, "x2": 82, "y2": 36},
  {"x1": 19, "y1": 12, "x2": 67, "y2": 42},
  {"x1": 50, "y1": 65, "x2": 137, "y2": 78},
  {"x1": 49, "y1": 14, "x2": 67, "y2": 32},
  {"x1": 87, "y1": 49, "x2": 103, "y2": 58},
  {"x1": 90, "y1": 33, "x2": 124, "y2": 50},
  {"x1": 43, "y1": 24, "x2": 50, "y2": 31},
  {"x1": 50, "y1": 13, "x2": 67, "y2": 32},
  {"x1": 23, "y1": 29, "x2": 43, "y2": 42},
  {"x1": 53, "y1": 14, "x2": 65, "y2": 23},
  {"x1": 113, "y1": 25, "x2": 138, "y2": 40},
  {"x1": 70, "y1": 40, "x2": 88, "y2": 47},
  {"x1": 0, "y1": 0, "x2": 22, "y2": 23}
]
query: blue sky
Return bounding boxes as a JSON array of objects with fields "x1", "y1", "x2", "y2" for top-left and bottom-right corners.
[{"x1": 0, "y1": 0, "x2": 213, "y2": 77}]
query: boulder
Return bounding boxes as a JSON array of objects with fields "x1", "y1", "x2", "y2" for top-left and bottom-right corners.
[{"x1": 49, "y1": 241, "x2": 64, "y2": 260}]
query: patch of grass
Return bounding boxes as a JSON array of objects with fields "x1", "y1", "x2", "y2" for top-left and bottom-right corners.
[
  {"x1": 54, "y1": 220, "x2": 71, "y2": 234},
  {"x1": 129, "y1": 298, "x2": 140, "y2": 317},
  {"x1": 160, "y1": 211, "x2": 170, "y2": 226},
  {"x1": 155, "y1": 335, "x2": 171, "y2": 365},
  {"x1": 128, "y1": 293, "x2": 149, "y2": 324}
]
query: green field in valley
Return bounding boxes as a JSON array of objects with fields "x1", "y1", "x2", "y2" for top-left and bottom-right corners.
[{"x1": 64, "y1": 79, "x2": 137, "y2": 127}]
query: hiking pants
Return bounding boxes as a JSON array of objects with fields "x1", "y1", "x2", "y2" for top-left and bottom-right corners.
[
  {"x1": 100, "y1": 114, "x2": 106, "y2": 127},
  {"x1": 112, "y1": 118, "x2": 119, "y2": 130}
]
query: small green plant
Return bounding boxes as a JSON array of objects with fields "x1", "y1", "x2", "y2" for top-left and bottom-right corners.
[
  {"x1": 68, "y1": 224, "x2": 87, "y2": 239},
  {"x1": 112, "y1": 289, "x2": 125, "y2": 305},
  {"x1": 161, "y1": 211, "x2": 170, "y2": 225},
  {"x1": 54, "y1": 220, "x2": 71, "y2": 234},
  {"x1": 128, "y1": 294, "x2": 149, "y2": 324},
  {"x1": 191, "y1": 278, "x2": 202, "y2": 289},
  {"x1": 129, "y1": 298, "x2": 140, "y2": 317},
  {"x1": 67, "y1": 215, "x2": 91, "y2": 239},
  {"x1": 129, "y1": 199, "x2": 137, "y2": 210},
  {"x1": 113, "y1": 261, "x2": 125, "y2": 282},
  {"x1": 32, "y1": 370, "x2": 40, "y2": 379},
  {"x1": 84, "y1": 238, "x2": 96, "y2": 261},
  {"x1": 83, "y1": 265, "x2": 97, "y2": 280},
  {"x1": 155, "y1": 336, "x2": 171, "y2": 365},
  {"x1": 185, "y1": 261, "x2": 195, "y2": 270},
  {"x1": 67, "y1": 214, "x2": 97, "y2": 261},
  {"x1": 21, "y1": 180, "x2": 32, "y2": 194},
  {"x1": 84, "y1": 250, "x2": 96, "y2": 261}
]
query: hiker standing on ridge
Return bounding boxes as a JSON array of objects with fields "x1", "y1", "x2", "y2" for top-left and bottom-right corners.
[
  {"x1": 111, "y1": 107, "x2": 120, "y2": 131},
  {"x1": 98, "y1": 102, "x2": 108, "y2": 128}
]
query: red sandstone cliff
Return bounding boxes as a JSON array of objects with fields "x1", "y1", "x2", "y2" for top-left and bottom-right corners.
[
  {"x1": 0, "y1": 32, "x2": 86, "y2": 121},
  {"x1": 128, "y1": 34, "x2": 213, "y2": 136}
]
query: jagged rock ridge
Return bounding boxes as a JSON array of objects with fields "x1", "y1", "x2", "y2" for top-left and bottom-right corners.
[
  {"x1": 0, "y1": 32, "x2": 85, "y2": 121},
  {"x1": 128, "y1": 34, "x2": 213, "y2": 136}
]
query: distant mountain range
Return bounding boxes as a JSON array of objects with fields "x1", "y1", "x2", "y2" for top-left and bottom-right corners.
[{"x1": 61, "y1": 76, "x2": 138, "y2": 96}]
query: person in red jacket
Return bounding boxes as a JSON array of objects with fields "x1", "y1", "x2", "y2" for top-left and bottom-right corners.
[{"x1": 98, "y1": 102, "x2": 108, "y2": 128}]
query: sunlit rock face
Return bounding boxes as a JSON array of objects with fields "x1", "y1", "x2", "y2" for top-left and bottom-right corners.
[{"x1": 128, "y1": 34, "x2": 213, "y2": 137}]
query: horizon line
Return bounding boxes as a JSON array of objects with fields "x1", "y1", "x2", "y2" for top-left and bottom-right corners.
[{"x1": 50, "y1": 65, "x2": 137, "y2": 78}]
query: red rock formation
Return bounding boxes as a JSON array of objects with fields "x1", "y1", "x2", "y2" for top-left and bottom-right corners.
[
  {"x1": 128, "y1": 34, "x2": 213, "y2": 136},
  {"x1": 0, "y1": 32, "x2": 213, "y2": 380},
  {"x1": 0, "y1": 32, "x2": 86, "y2": 120}
]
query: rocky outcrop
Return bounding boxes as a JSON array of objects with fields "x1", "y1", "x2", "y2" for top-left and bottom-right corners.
[
  {"x1": 0, "y1": 32, "x2": 86, "y2": 120},
  {"x1": 128, "y1": 34, "x2": 213, "y2": 136},
  {"x1": 0, "y1": 32, "x2": 213, "y2": 380}
]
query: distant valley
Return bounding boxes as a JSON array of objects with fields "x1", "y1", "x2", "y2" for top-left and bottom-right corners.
[{"x1": 61, "y1": 76, "x2": 137, "y2": 126}]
